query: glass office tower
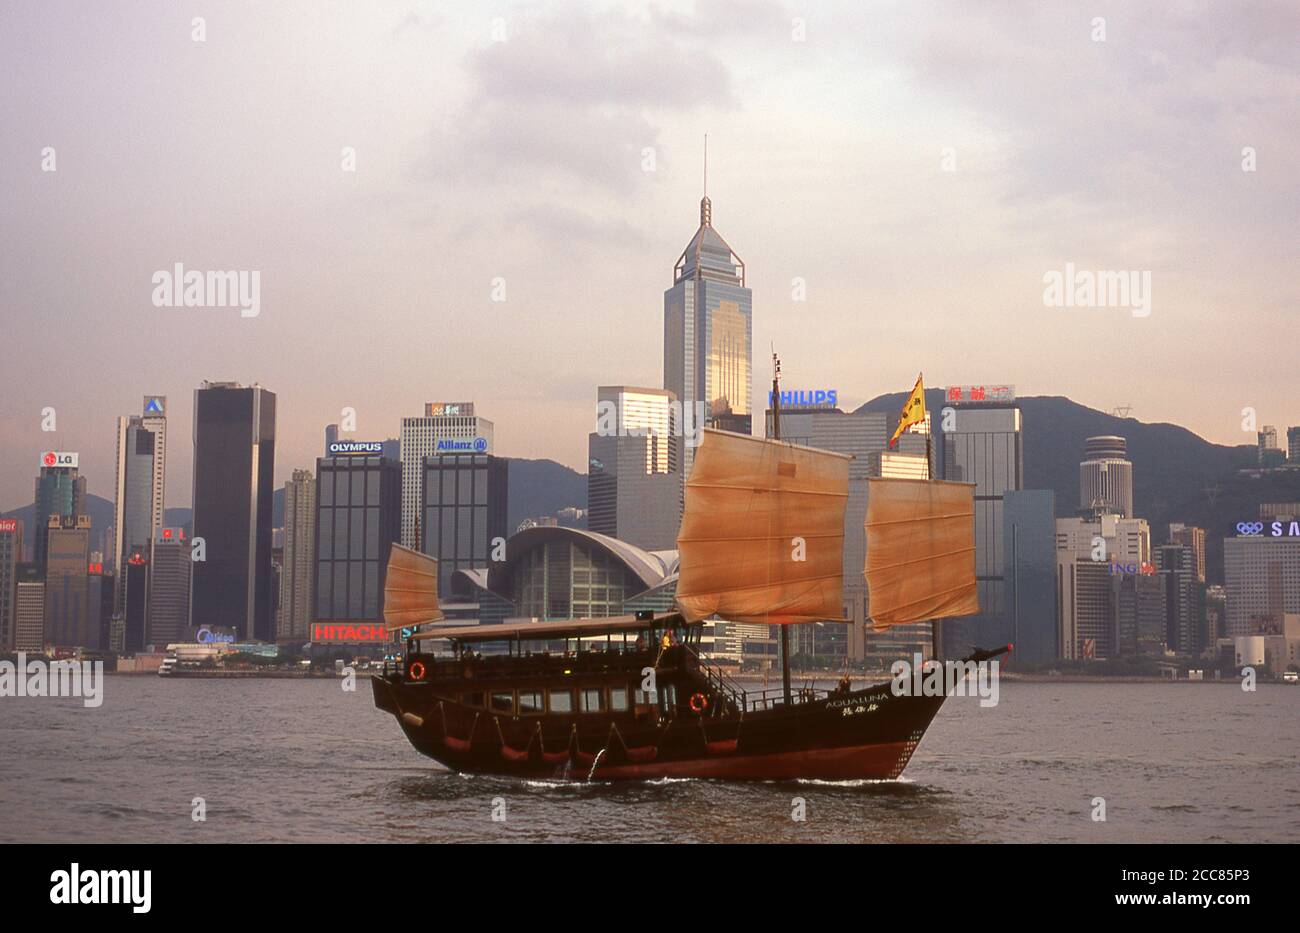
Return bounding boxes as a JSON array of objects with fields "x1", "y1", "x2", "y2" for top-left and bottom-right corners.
[
  {"x1": 190, "y1": 382, "x2": 276, "y2": 640},
  {"x1": 664, "y1": 192, "x2": 752, "y2": 488},
  {"x1": 313, "y1": 454, "x2": 401, "y2": 623},
  {"x1": 33, "y1": 458, "x2": 86, "y2": 572},
  {"x1": 1003, "y1": 489, "x2": 1058, "y2": 663},
  {"x1": 421, "y1": 454, "x2": 508, "y2": 596},
  {"x1": 940, "y1": 401, "x2": 1023, "y2": 657}
]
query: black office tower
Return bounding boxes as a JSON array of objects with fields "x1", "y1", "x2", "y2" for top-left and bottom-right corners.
[
  {"x1": 190, "y1": 382, "x2": 276, "y2": 640},
  {"x1": 314, "y1": 454, "x2": 402, "y2": 626},
  {"x1": 421, "y1": 454, "x2": 508, "y2": 594}
]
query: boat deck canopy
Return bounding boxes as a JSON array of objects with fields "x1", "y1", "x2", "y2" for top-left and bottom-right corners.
[{"x1": 411, "y1": 612, "x2": 686, "y2": 643}]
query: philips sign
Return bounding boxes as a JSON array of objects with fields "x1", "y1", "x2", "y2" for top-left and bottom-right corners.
[
  {"x1": 41, "y1": 451, "x2": 79, "y2": 468},
  {"x1": 328, "y1": 441, "x2": 383, "y2": 456},
  {"x1": 768, "y1": 389, "x2": 838, "y2": 409}
]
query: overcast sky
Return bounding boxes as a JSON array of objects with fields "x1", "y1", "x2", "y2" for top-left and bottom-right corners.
[{"x1": 2, "y1": 0, "x2": 1296, "y2": 510}]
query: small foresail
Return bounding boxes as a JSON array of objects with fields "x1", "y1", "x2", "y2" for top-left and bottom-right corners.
[
  {"x1": 676, "y1": 428, "x2": 850, "y2": 625},
  {"x1": 383, "y1": 544, "x2": 445, "y2": 631},
  {"x1": 864, "y1": 477, "x2": 979, "y2": 630}
]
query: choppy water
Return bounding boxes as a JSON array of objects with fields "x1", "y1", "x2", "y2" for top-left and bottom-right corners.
[{"x1": 1, "y1": 676, "x2": 1296, "y2": 843}]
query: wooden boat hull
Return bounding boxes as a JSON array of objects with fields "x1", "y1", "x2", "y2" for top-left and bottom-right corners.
[{"x1": 373, "y1": 675, "x2": 945, "y2": 781}]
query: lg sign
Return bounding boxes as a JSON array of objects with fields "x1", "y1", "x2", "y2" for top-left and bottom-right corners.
[{"x1": 41, "y1": 451, "x2": 78, "y2": 468}]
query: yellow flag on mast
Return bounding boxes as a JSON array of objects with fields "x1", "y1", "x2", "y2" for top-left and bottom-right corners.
[{"x1": 888, "y1": 373, "x2": 926, "y2": 448}]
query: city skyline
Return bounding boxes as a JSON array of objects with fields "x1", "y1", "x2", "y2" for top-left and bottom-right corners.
[{"x1": 3, "y1": 1, "x2": 1297, "y2": 510}]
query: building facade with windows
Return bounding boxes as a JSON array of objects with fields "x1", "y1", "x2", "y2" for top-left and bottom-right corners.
[
  {"x1": 190, "y1": 382, "x2": 276, "y2": 641},
  {"x1": 420, "y1": 453, "x2": 508, "y2": 597},
  {"x1": 664, "y1": 191, "x2": 752, "y2": 490},
  {"x1": 313, "y1": 454, "x2": 401, "y2": 628},
  {"x1": 587, "y1": 386, "x2": 681, "y2": 551},
  {"x1": 940, "y1": 402, "x2": 1023, "y2": 659},
  {"x1": 282, "y1": 469, "x2": 316, "y2": 641},
  {"x1": 0, "y1": 518, "x2": 21, "y2": 649},
  {"x1": 399, "y1": 402, "x2": 494, "y2": 550}
]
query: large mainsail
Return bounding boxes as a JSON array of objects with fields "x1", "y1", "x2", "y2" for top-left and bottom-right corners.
[
  {"x1": 676, "y1": 428, "x2": 851, "y2": 625},
  {"x1": 382, "y1": 544, "x2": 445, "y2": 630},
  {"x1": 863, "y1": 477, "x2": 979, "y2": 630}
]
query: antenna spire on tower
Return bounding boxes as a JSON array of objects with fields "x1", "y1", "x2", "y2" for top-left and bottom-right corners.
[{"x1": 700, "y1": 133, "x2": 712, "y2": 226}]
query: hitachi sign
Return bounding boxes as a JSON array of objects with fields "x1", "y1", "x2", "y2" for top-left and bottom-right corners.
[{"x1": 313, "y1": 623, "x2": 392, "y2": 643}]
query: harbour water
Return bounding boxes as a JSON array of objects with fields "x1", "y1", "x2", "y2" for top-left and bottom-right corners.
[{"x1": 1, "y1": 676, "x2": 1295, "y2": 843}]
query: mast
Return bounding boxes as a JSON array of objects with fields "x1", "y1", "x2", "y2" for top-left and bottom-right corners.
[
  {"x1": 771, "y1": 352, "x2": 792, "y2": 706},
  {"x1": 927, "y1": 426, "x2": 940, "y2": 661}
]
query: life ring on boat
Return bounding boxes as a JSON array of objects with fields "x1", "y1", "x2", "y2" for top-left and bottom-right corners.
[
  {"x1": 408, "y1": 661, "x2": 426, "y2": 681},
  {"x1": 689, "y1": 692, "x2": 708, "y2": 714}
]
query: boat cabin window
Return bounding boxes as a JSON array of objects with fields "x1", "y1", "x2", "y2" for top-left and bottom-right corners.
[
  {"x1": 580, "y1": 688, "x2": 605, "y2": 713},
  {"x1": 519, "y1": 691, "x2": 544, "y2": 714},
  {"x1": 609, "y1": 687, "x2": 629, "y2": 712},
  {"x1": 490, "y1": 692, "x2": 514, "y2": 714},
  {"x1": 634, "y1": 687, "x2": 658, "y2": 705},
  {"x1": 548, "y1": 690, "x2": 573, "y2": 714},
  {"x1": 460, "y1": 691, "x2": 485, "y2": 708}
]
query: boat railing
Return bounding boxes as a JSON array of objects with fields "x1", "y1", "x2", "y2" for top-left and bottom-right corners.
[
  {"x1": 681, "y1": 646, "x2": 748, "y2": 714},
  {"x1": 380, "y1": 649, "x2": 664, "y2": 682},
  {"x1": 741, "y1": 684, "x2": 830, "y2": 712}
]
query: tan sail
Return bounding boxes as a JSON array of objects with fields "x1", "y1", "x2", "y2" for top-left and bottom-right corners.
[
  {"x1": 383, "y1": 544, "x2": 445, "y2": 631},
  {"x1": 676, "y1": 428, "x2": 850, "y2": 625},
  {"x1": 864, "y1": 477, "x2": 979, "y2": 630}
]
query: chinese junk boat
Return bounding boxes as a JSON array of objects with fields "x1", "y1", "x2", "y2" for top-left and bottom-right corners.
[{"x1": 373, "y1": 381, "x2": 1002, "y2": 781}]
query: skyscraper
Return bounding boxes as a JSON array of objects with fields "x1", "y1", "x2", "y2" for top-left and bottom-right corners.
[
  {"x1": 1003, "y1": 489, "x2": 1058, "y2": 663},
  {"x1": 112, "y1": 397, "x2": 167, "y2": 574},
  {"x1": 33, "y1": 451, "x2": 86, "y2": 572},
  {"x1": 399, "y1": 402, "x2": 494, "y2": 549},
  {"x1": 663, "y1": 176, "x2": 752, "y2": 488},
  {"x1": 0, "y1": 518, "x2": 23, "y2": 649},
  {"x1": 1167, "y1": 523, "x2": 1206, "y2": 584},
  {"x1": 190, "y1": 381, "x2": 277, "y2": 640},
  {"x1": 142, "y1": 396, "x2": 168, "y2": 527},
  {"x1": 1155, "y1": 542, "x2": 1200, "y2": 655},
  {"x1": 940, "y1": 391, "x2": 1023, "y2": 656},
  {"x1": 14, "y1": 565, "x2": 45, "y2": 653},
  {"x1": 313, "y1": 451, "x2": 401, "y2": 635},
  {"x1": 1288, "y1": 426, "x2": 1300, "y2": 463},
  {"x1": 1258, "y1": 425, "x2": 1279, "y2": 465},
  {"x1": 421, "y1": 454, "x2": 508, "y2": 596},
  {"x1": 1079, "y1": 435, "x2": 1133, "y2": 518},
  {"x1": 1224, "y1": 533, "x2": 1300, "y2": 636},
  {"x1": 587, "y1": 386, "x2": 681, "y2": 551},
  {"x1": 147, "y1": 528, "x2": 190, "y2": 647},
  {"x1": 281, "y1": 469, "x2": 316, "y2": 642},
  {"x1": 44, "y1": 515, "x2": 92, "y2": 648},
  {"x1": 122, "y1": 549, "x2": 149, "y2": 653},
  {"x1": 1056, "y1": 514, "x2": 1152, "y2": 660}
]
